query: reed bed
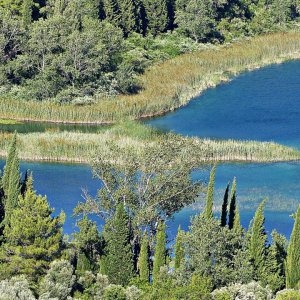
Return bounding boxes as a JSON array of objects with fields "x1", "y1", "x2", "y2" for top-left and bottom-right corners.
[
  {"x1": 1, "y1": 32, "x2": 300, "y2": 124},
  {"x1": 0, "y1": 130, "x2": 299, "y2": 163}
]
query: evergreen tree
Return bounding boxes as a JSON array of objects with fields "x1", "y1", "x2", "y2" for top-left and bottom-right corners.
[
  {"x1": 152, "y1": 221, "x2": 166, "y2": 284},
  {"x1": 143, "y1": 0, "x2": 169, "y2": 35},
  {"x1": 248, "y1": 199, "x2": 268, "y2": 281},
  {"x1": 102, "y1": 203, "x2": 134, "y2": 286},
  {"x1": 22, "y1": 0, "x2": 32, "y2": 28},
  {"x1": 228, "y1": 177, "x2": 237, "y2": 229},
  {"x1": 233, "y1": 204, "x2": 241, "y2": 232},
  {"x1": 0, "y1": 175, "x2": 65, "y2": 281},
  {"x1": 73, "y1": 215, "x2": 102, "y2": 275},
  {"x1": 138, "y1": 234, "x2": 149, "y2": 282},
  {"x1": 117, "y1": 0, "x2": 136, "y2": 36},
  {"x1": 4, "y1": 155, "x2": 21, "y2": 225},
  {"x1": 221, "y1": 182, "x2": 230, "y2": 227},
  {"x1": 205, "y1": 165, "x2": 216, "y2": 220},
  {"x1": 174, "y1": 226, "x2": 184, "y2": 270},
  {"x1": 2, "y1": 132, "x2": 17, "y2": 196},
  {"x1": 286, "y1": 205, "x2": 300, "y2": 289}
]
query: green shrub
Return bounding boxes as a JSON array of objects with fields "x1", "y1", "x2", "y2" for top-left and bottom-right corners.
[
  {"x1": 104, "y1": 285, "x2": 127, "y2": 300},
  {"x1": 276, "y1": 289, "x2": 300, "y2": 300}
]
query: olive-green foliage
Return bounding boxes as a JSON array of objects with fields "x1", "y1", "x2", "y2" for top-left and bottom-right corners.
[
  {"x1": 286, "y1": 205, "x2": 300, "y2": 289},
  {"x1": 174, "y1": 226, "x2": 184, "y2": 270},
  {"x1": 152, "y1": 222, "x2": 167, "y2": 284},
  {"x1": 248, "y1": 199, "x2": 268, "y2": 281},
  {"x1": 138, "y1": 234, "x2": 150, "y2": 282},
  {"x1": 0, "y1": 176, "x2": 65, "y2": 282},
  {"x1": 104, "y1": 285, "x2": 127, "y2": 300},
  {"x1": 102, "y1": 203, "x2": 134, "y2": 286},
  {"x1": 39, "y1": 260, "x2": 76, "y2": 300},
  {"x1": 275, "y1": 289, "x2": 300, "y2": 300},
  {"x1": 205, "y1": 165, "x2": 216, "y2": 220}
]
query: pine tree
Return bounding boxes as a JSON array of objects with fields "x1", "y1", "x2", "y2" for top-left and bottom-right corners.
[
  {"x1": 102, "y1": 203, "x2": 134, "y2": 286},
  {"x1": 138, "y1": 234, "x2": 149, "y2": 282},
  {"x1": 4, "y1": 155, "x2": 21, "y2": 225},
  {"x1": 205, "y1": 165, "x2": 216, "y2": 220},
  {"x1": 228, "y1": 177, "x2": 237, "y2": 229},
  {"x1": 152, "y1": 221, "x2": 166, "y2": 284},
  {"x1": 221, "y1": 182, "x2": 230, "y2": 227},
  {"x1": 22, "y1": 0, "x2": 32, "y2": 29},
  {"x1": 2, "y1": 132, "x2": 17, "y2": 196},
  {"x1": 174, "y1": 226, "x2": 184, "y2": 270},
  {"x1": 143, "y1": 0, "x2": 169, "y2": 35},
  {"x1": 0, "y1": 175, "x2": 65, "y2": 281},
  {"x1": 286, "y1": 205, "x2": 300, "y2": 289},
  {"x1": 248, "y1": 199, "x2": 268, "y2": 281},
  {"x1": 117, "y1": 0, "x2": 136, "y2": 36}
]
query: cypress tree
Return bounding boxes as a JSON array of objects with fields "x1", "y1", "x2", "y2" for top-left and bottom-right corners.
[
  {"x1": 286, "y1": 205, "x2": 300, "y2": 289},
  {"x1": 138, "y1": 234, "x2": 149, "y2": 282},
  {"x1": 221, "y1": 182, "x2": 230, "y2": 227},
  {"x1": 4, "y1": 155, "x2": 21, "y2": 225},
  {"x1": 228, "y1": 177, "x2": 237, "y2": 229},
  {"x1": 233, "y1": 204, "x2": 241, "y2": 232},
  {"x1": 205, "y1": 165, "x2": 216, "y2": 220},
  {"x1": 22, "y1": 0, "x2": 33, "y2": 29},
  {"x1": 103, "y1": 203, "x2": 134, "y2": 286},
  {"x1": 152, "y1": 221, "x2": 166, "y2": 284},
  {"x1": 2, "y1": 132, "x2": 17, "y2": 196},
  {"x1": 249, "y1": 199, "x2": 268, "y2": 281},
  {"x1": 174, "y1": 226, "x2": 184, "y2": 270},
  {"x1": 0, "y1": 175, "x2": 65, "y2": 281}
]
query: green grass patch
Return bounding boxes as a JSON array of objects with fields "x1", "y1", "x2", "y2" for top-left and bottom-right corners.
[{"x1": 0, "y1": 119, "x2": 23, "y2": 125}]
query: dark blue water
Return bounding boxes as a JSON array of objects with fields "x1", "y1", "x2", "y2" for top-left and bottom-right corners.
[
  {"x1": 148, "y1": 61, "x2": 300, "y2": 148},
  {"x1": 2, "y1": 61, "x2": 300, "y2": 240}
]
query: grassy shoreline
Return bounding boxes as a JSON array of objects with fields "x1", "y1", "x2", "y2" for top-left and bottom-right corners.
[
  {"x1": 1, "y1": 32, "x2": 300, "y2": 124},
  {"x1": 0, "y1": 124, "x2": 300, "y2": 164}
]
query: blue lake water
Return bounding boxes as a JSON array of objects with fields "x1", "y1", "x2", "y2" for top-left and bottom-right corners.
[{"x1": 1, "y1": 60, "x2": 300, "y2": 241}]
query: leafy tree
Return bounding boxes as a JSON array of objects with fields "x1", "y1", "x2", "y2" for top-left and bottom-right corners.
[
  {"x1": 0, "y1": 175, "x2": 65, "y2": 281},
  {"x1": 176, "y1": 0, "x2": 216, "y2": 41},
  {"x1": 228, "y1": 177, "x2": 237, "y2": 230},
  {"x1": 205, "y1": 165, "x2": 216, "y2": 220},
  {"x1": 248, "y1": 199, "x2": 268, "y2": 281},
  {"x1": 221, "y1": 182, "x2": 230, "y2": 227},
  {"x1": 138, "y1": 234, "x2": 149, "y2": 282},
  {"x1": 39, "y1": 260, "x2": 76, "y2": 300},
  {"x1": 152, "y1": 221, "x2": 167, "y2": 284},
  {"x1": 104, "y1": 285, "x2": 127, "y2": 300},
  {"x1": 73, "y1": 215, "x2": 102, "y2": 275},
  {"x1": 286, "y1": 205, "x2": 300, "y2": 289},
  {"x1": 22, "y1": 0, "x2": 32, "y2": 28},
  {"x1": 174, "y1": 226, "x2": 184, "y2": 270},
  {"x1": 102, "y1": 203, "x2": 134, "y2": 286},
  {"x1": 75, "y1": 139, "x2": 201, "y2": 244}
]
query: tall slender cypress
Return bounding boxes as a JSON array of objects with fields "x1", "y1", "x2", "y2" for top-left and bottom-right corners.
[
  {"x1": 233, "y1": 204, "x2": 241, "y2": 232},
  {"x1": 152, "y1": 221, "x2": 166, "y2": 284},
  {"x1": 249, "y1": 199, "x2": 268, "y2": 281},
  {"x1": 228, "y1": 177, "x2": 237, "y2": 229},
  {"x1": 22, "y1": 0, "x2": 33, "y2": 29},
  {"x1": 102, "y1": 203, "x2": 134, "y2": 286},
  {"x1": 205, "y1": 165, "x2": 216, "y2": 220},
  {"x1": 2, "y1": 132, "x2": 17, "y2": 196},
  {"x1": 174, "y1": 226, "x2": 184, "y2": 270},
  {"x1": 286, "y1": 205, "x2": 300, "y2": 288},
  {"x1": 138, "y1": 234, "x2": 149, "y2": 282},
  {"x1": 221, "y1": 182, "x2": 230, "y2": 227}
]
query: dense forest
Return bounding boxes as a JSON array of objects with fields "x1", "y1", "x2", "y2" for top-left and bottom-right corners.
[
  {"x1": 0, "y1": 135, "x2": 299, "y2": 299},
  {"x1": 1, "y1": 0, "x2": 300, "y2": 103}
]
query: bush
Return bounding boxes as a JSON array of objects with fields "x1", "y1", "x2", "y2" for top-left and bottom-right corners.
[
  {"x1": 104, "y1": 285, "x2": 126, "y2": 300},
  {"x1": 275, "y1": 289, "x2": 300, "y2": 300},
  {"x1": 212, "y1": 282, "x2": 273, "y2": 300},
  {"x1": 0, "y1": 276, "x2": 35, "y2": 300},
  {"x1": 39, "y1": 260, "x2": 76, "y2": 300}
]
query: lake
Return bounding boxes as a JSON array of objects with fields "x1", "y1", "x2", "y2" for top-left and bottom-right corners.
[{"x1": 2, "y1": 60, "x2": 300, "y2": 240}]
